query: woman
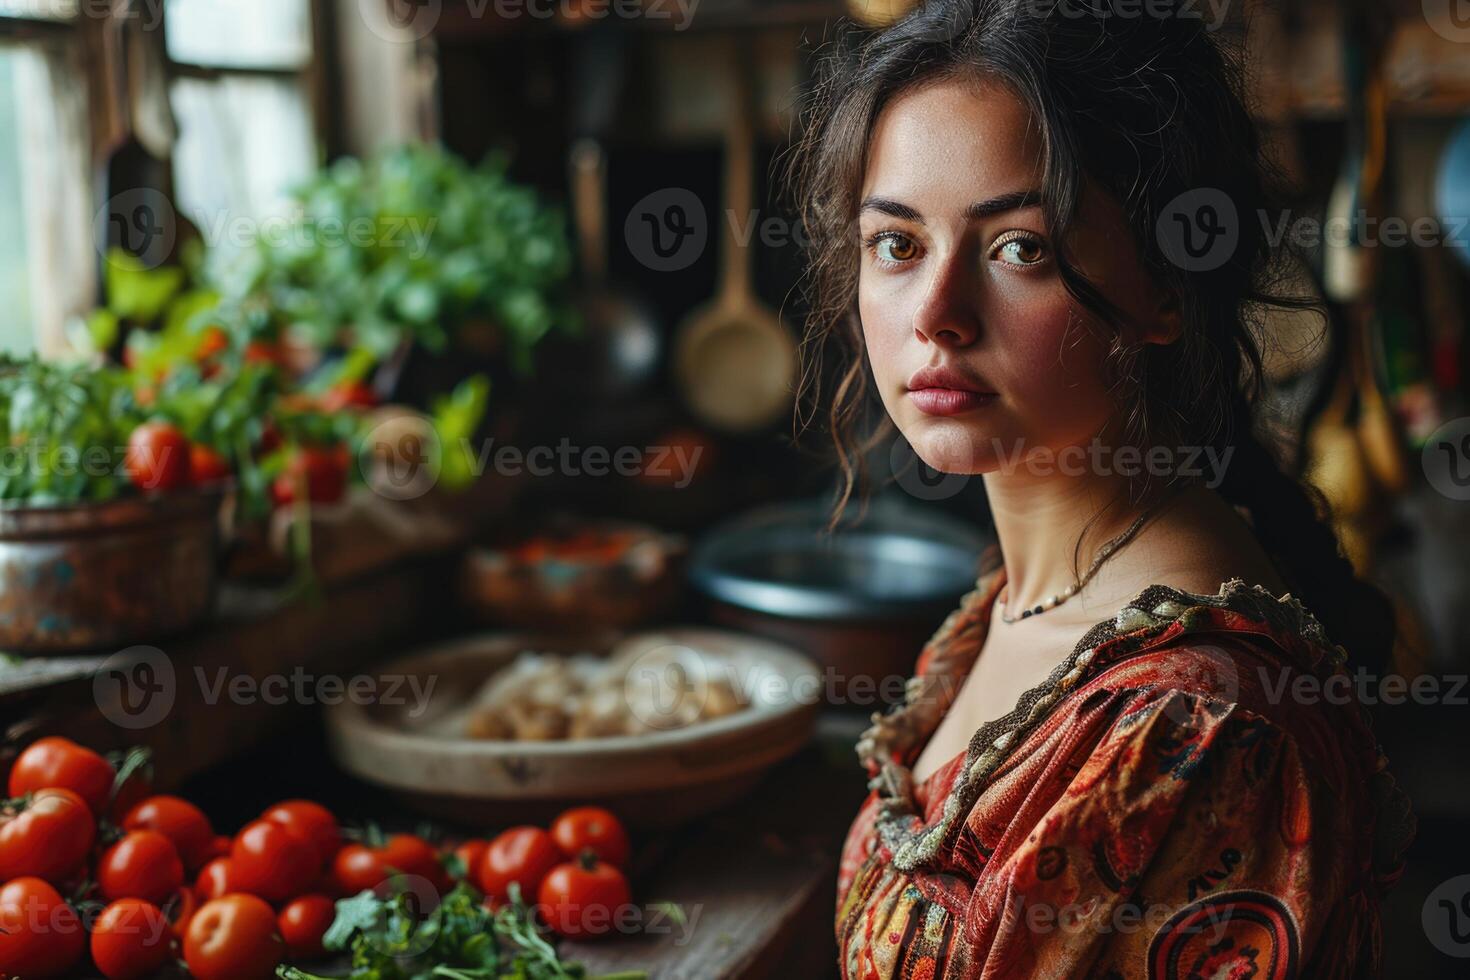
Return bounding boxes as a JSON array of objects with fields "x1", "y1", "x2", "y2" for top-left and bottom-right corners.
[{"x1": 787, "y1": 1, "x2": 1416, "y2": 977}]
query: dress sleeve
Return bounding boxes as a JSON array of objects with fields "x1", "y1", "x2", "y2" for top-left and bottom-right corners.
[{"x1": 957, "y1": 685, "x2": 1377, "y2": 980}]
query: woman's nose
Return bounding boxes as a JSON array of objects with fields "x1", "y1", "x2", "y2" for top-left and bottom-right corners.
[{"x1": 910, "y1": 259, "x2": 980, "y2": 348}]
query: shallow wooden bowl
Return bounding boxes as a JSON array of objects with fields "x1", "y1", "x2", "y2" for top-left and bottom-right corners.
[{"x1": 324, "y1": 628, "x2": 821, "y2": 829}]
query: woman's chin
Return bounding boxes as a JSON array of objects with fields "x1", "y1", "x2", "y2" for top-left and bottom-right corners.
[{"x1": 905, "y1": 424, "x2": 997, "y2": 476}]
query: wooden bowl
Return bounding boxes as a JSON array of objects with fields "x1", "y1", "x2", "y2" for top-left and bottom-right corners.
[
  {"x1": 324, "y1": 628, "x2": 821, "y2": 828},
  {"x1": 460, "y1": 524, "x2": 686, "y2": 632}
]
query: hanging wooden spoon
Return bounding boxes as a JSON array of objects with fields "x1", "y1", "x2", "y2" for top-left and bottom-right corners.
[{"x1": 671, "y1": 39, "x2": 797, "y2": 434}]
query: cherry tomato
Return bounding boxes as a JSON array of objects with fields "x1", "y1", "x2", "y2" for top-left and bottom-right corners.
[
  {"x1": 195, "y1": 326, "x2": 230, "y2": 362},
  {"x1": 99, "y1": 829, "x2": 185, "y2": 905},
  {"x1": 206, "y1": 834, "x2": 232, "y2": 861},
  {"x1": 7, "y1": 736, "x2": 115, "y2": 814},
  {"x1": 126, "y1": 421, "x2": 191, "y2": 491},
  {"x1": 90, "y1": 899, "x2": 172, "y2": 980},
  {"x1": 277, "y1": 894, "x2": 335, "y2": 960},
  {"x1": 184, "y1": 894, "x2": 283, "y2": 980},
  {"x1": 550, "y1": 807, "x2": 630, "y2": 869},
  {"x1": 271, "y1": 444, "x2": 349, "y2": 506},
  {"x1": 165, "y1": 885, "x2": 200, "y2": 943},
  {"x1": 194, "y1": 857, "x2": 239, "y2": 901},
  {"x1": 244, "y1": 341, "x2": 281, "y2": 368},
  {"x1": 189, "y1": 444, "x2": 233, "y2": 486},
  {"x1": 537, "y1": 853, "x2": 632, "y2": 940},
  {"x1": 319, "y1": 381, "x2": 378, "y2": 412},
  {"x1": 262, "y1": 800, "x2": 341, "y2": 866},
  {"x1": 0, "y1": 787, "x2": 95, "y2": 884},
  {"x1": 231, "y1": 819, "x2": 319, "y2": 902},
  {"x1": 452, "y1": 839, "x2": 489, "y2": 882},
  {"x1": 0, "y1": 877, "x2": 85, "y2": 978},
  {"x1": 478, "y1": 827, "x2": 564, "y2": 906},
  {"x1": 123, "y1": 794, "x2": 215, "y2": 871},
  {"x1": 332, "y1": 833, "x2": 441, "y2": 895}
]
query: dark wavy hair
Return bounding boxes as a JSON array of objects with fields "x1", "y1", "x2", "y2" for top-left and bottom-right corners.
[{"x1": 785, "y1": 0, "x2": 1396, "y2": 670}]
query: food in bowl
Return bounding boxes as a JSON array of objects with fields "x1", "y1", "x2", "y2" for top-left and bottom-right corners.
[
  {"x1": 461, "y1": 523, "x2": 686, "y2": 630},
  {"x1": 464, "y1": 638, "x2": 747, "y2": 741}
]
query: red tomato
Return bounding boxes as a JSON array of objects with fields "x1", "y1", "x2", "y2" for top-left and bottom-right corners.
[
  {"x1": 452, "y1": 839, "x2": 489, "y2": 882},
  {"x1": 90, "y1": 899, "x2": 172, "y2": 980},
  {"x1": 184, "y1": 894, "x2": 283, "y2": 980},
  {"x1": 7, "y1": 736, "x2": 115, "y2": 814},
  {"x1": 0, "y1": 787, "x2": 95, "y2": 884},
  {"x1": 206, "y1": 834, "x2": 232, "y2": 860},
  {"x1": 262, "y1": 800, "x2": 341, "y2": 866},
  {"x1": 98, "y1": 829, "x2": 185, "y2": 905},
  {"x1": 123, "y1": 795, "x2": 215, "y2": 871},
  {"x1": 165, "y1": 885, "x2": 200, "y2": 943},
  {"x1": 125, "y1": 421, "x2": 191, "y2": 491},
  {"x1": 244, "y1": 341, "x2": 281, "y2": 367},
  {"x1": 478, "y1": 827, "x2": 564, "y2": 906},
  {"x1": 332, "y1": 833, "x2": 442, "y2": 895},
  {"x1": 0, "y1": 877, "x2": 85, "y2": 978},
  {"x1": 231, "y1": 819, "x2": 319, "y2": 902},
  {"x1": 319, "y1": 381, "x2": 379, "y2": 412},
  {"x1": 194, "y1": 857, "x2": 239, "y2": 901},
  {"x1": 271, "y1": 444, "x2": 350, "y2": 506},
  {"x1": 537, "y1": 854, "x2": 632, "y2": 940},
  {"x1": 550, "y1": 807, "x2": 630, "y2": 869},
  {"x1": 195, "y1": 326, "x2": 229, "y2": 361},
  {"x1": 189, "y1": 444, "x2": 233, "y2": 486},
  {"x1": 277, "y1": 894, "x2": 335, "y2": 960}
]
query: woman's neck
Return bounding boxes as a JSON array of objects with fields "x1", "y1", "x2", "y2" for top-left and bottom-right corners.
[{"x1": 980, "y1": 463, "x2": 1164, "y2": 618}]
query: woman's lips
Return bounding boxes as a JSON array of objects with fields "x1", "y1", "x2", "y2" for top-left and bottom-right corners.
[{"x1": 907, "y1": 388, "x2": 997, "y2": 416}]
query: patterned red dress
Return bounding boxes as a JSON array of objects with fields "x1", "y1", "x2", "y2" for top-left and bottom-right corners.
[{"x1": 836, "y1": 568, "x2": 1415, "y2": 979}]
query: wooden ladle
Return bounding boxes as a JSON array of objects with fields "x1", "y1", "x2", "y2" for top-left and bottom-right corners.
[{"x1": 672, "y1": 41, "x2": 797, "y2": 434}]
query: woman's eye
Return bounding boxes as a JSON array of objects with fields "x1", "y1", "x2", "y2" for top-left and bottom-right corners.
[
  {"x1": 991, "y1": 233, "x2": 1047, "y2": 267},
  {"x1": 867, "y1": 232, "x2": 921, "y2": 265}
]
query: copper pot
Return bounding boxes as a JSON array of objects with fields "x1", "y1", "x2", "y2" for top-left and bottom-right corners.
[{"x1": 0, "y1": 490, "x2": 221, "y2": 653}]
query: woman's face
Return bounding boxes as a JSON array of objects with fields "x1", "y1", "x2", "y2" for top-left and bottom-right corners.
[{"x1": 857, "y1": 76, "x2": 1170, "y2": 477}]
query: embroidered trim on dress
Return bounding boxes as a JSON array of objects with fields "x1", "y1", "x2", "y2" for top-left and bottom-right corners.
[{"x1": 859, "y1": 573, "x2": 1349, "y2": 873}]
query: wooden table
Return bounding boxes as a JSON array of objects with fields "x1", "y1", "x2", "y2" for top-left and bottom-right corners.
[{"x1": 561, "y1": 715, "x2": 869, "y2": 979}]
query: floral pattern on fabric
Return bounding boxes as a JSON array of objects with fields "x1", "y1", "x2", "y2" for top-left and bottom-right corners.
[{"x1": 837, "y1": 569, "x2": 1415, "y2": 979}]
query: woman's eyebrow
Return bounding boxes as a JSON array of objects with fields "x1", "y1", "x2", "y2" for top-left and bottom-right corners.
[
  {"x1": 858, "y1": 190, "x2": 1043, "y2": 224},
  {"x1": 966, "y1": 189, "x2": 1043, "y2": 219}
]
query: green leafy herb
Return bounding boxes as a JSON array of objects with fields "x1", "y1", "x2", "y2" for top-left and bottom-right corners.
[{"x1": 277, "y1": 881, "x2": 643, "y2": 980}]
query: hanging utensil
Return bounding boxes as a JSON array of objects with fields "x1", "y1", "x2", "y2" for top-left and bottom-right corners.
[
  {"x1": 555, "y1": 30, "x2": 661, "y2": 402},
  {"x1": 568, "y1": 138, "x2": 661, "y2": 399},
  {"x1": 672, "y1": 39, "x2": 798, "y2": 435}
]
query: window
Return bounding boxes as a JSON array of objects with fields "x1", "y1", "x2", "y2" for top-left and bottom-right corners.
[
  {"x1": 0, "y1": 0, "x2": 323, "y2": 355},
  {"x1": 0, "y1": 9, "x2": 92, "y2": 356},
  {"x1": 166, "y1": 0, "x2": 321, "y2": 264}
]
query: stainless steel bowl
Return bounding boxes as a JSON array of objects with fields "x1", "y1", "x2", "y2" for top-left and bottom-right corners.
[
  {"x1": 0, "y1": 490, "x2": 221, "y2": 653},
  {"x1": 690, "y1": 497, "x2": 990, "y2": 707}
]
